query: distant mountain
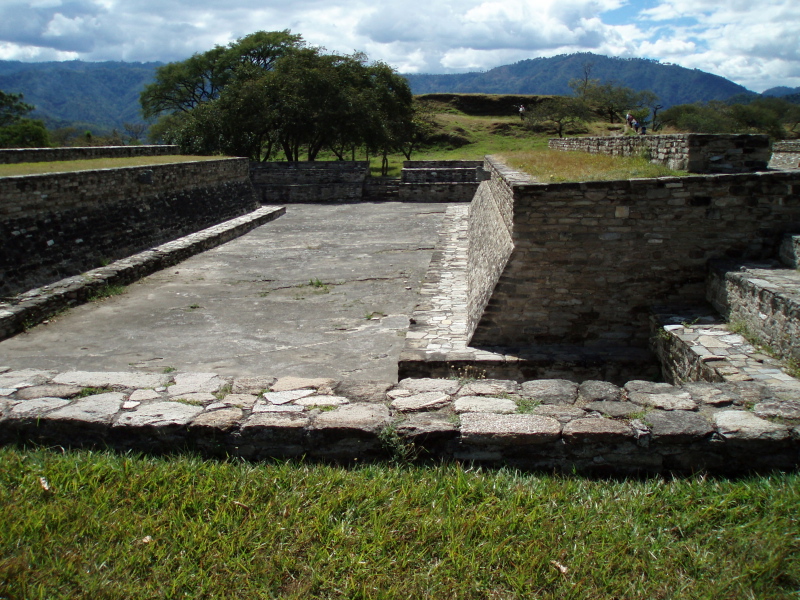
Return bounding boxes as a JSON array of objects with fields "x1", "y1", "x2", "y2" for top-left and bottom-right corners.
[
  {"x1": 0, "y1": 54, "x2": 782, "y2": 134},
  {"x1": 404, "y1": 53, "x2": 755, "y2": 108},
  {"x1": 0, "y1": 60, "x2": 161, "y2": 134},
  {"x1": 762, "y1": 86, "x2": 800, "y2": 97}
]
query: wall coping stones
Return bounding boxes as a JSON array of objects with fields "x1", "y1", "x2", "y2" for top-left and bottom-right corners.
[
  {"x1": 1, "y1": 366, "x2": 797, "y2": 473},
  {"x1": 0, "y1": 205, "x2": 285, "y2": 342},
  {"x1": 0, "y1": 145, "x2": 180, "y2": 165}
]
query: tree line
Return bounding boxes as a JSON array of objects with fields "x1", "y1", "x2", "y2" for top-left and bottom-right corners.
[{"x1": 141, "y1": 31, "x2": 424, "y2": 173}]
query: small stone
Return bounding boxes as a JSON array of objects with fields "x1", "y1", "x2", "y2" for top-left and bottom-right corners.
[
  {"x1": 453, "y1": 396, "x2": 517, "y2": 414},
  {"x1": 295, "y1": 396, "x2": 350, "y2": 407},
  {"x1": 460, "y1": 413, "x2": 561, "y2": 445},
  {"x1": 532, "y1": 405, "x2": 587, "y2": 423},
  {"x1": 333, "y1": 380, "x2": 393, "y2": 403},
  {"x1": 562, "y1": 418, "x2": 634, "y2": 443},
  {"x1": 114, "y1": 401, "x2": 203, "y2": 428},
  {"x1": 254, "y1": 404, "x2": 304, "y2": 413},
  {"x1": 231, "y1": 376, "x2": 276, "y2": 394},
  {"x1": 397, "y1": 378, "x2": 461, "y2": 395},
  {"x1": 220, "y1": 394, "x2": 257, "y2": 409},
  {"x1": 122, "y1": 401, "x2": 141, "y2": 409},
  {"x1": 8, "y1": 397, "x2": 70, "y2": 418},
  {"x1": 392, "y1": 392, "x2": 451, "y2": 413},
  {"x1": 714, "y1": 410, "x2": 791, "y2": 442},
  {"x1": 646, "y1": 411, "x2": 714, "y2": 442},
  {"x1": 457, "y1": 380, "x2": 520, "y2": 397},
  {"x1": 48, "y1": 392, "x2": 125, "y2": 425},
  {"x1": 191, "y1": 408, "x2": 244, "y2": 430},
  {"x1": 0, "y1": 369, "x2": 54, "y2": 390},
  {"x1": 585, "y1": 401, "x2": 641, "y2": 418},
  {"x1": 578, "y1": 380, "x2": 622, "y2": 404},
  {"x1": 168, "y1": 373, "x2": 224, "y2": 396},
  {"x1": 395, "y1": 414, "x2": 459, "y2": 442},
  {"x1": 387, "y1": 389, "x2": 413, "y2": 399},
  {"x1": 271, "y1": 377, "x2": 335, "y2": 392},
  {"x1": 753, "y1": 400, "x2": 800, "y2": 421},
  {"x1": 624, "y1": 380, "x2": 677, "y2": 395},
  {"x1": 14, "y1": 384, "x2": 83, "y2": 400},
  {"x1": 263, "y1": 389, "x2": 315, "y2": 405},
  {"x1": 310, "y1": 403, "x2": 391, "y2": 434},
  {"x1": 629, "y1": 392, "x2": 697, "y2": 411},
  {"x1": 128, "y1": 389, "x2": 161, "y2": 402},
  {"x1": 54, "y1": 371, "x2": 169, "y2": 389},
  {"x1": 520, "y1": 380, "x2": 578, "y2": 405}
]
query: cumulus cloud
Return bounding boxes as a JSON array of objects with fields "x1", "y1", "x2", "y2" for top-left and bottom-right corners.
[{"x1": 0, "y1": 0, "x2": 797, "y2": 91}]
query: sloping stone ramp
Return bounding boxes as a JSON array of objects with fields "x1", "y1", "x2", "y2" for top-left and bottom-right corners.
[{"x1": 1, "y1": 367, "x2": 797, "y2": 474}]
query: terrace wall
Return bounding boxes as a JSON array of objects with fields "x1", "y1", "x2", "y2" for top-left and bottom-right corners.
[
  {"x1": 0, "y1": 158, "x2": 258, "y2": 297},
  {"x1": 467, "y1": 156, "x2": 800, "y2": 348},
  {"x1": 548, "y1": 134, "x2": 771, "y2": 173},
  {"x1": 0, "y1": 145, "x2": 180, "y2": 165}
]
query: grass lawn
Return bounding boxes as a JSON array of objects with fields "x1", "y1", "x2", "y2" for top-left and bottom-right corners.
[
  {"x1": 1, "y1": 446, "x2": 797, "y2": 599},
  {"x1": 0, "y1": 155, "x2": 230, "y2": 178}
]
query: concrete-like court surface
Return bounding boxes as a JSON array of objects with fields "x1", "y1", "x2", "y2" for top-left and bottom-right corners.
[{"x1": 0, "y1": 203, "x2": 450, "y2": 381}]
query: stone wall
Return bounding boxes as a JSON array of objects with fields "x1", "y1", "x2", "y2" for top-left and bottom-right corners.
[
  {"x1": 1, "y1": 158, "x2": 258, "y2": 297},
  {"x1": 469, "y1": 157, "x2": 800, "y2": 348},
  {"x1": 250, "y1": 161, "x2": 368, "y2": 203},
  {"x1": 770, "y1": 140, "x2": 800, "y2": 170},
  {"x1": 0, "y1": 145, "x2": 179, "y2": 164},
  {"x1": 548, "y1": 134, "x2": 771, "y2": 173},
  {"x1": 401, "y1": 160, "x2": 485, "y2": 184}
]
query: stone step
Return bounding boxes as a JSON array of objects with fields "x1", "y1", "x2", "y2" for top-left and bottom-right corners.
[
  {"x1": 780, "y1": 234, "x2": 800, "y2": 268},
  {"x1": 650, "y1": 306, "x2": 800, "y2": 400},
  {"x1": 2, "y1": 367, "x2": 798, "y2": 474},
  {"x1": 706, "y1": 258, "x2": 800, "y2": 364}
]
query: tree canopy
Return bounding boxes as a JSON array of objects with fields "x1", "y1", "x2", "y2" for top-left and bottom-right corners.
[
  {"x1": 0, "y1": 90, "x2": 49, "y2": 148},
  {"x1": 142, "y1": 31, "x2": 417, "y2": 168}
]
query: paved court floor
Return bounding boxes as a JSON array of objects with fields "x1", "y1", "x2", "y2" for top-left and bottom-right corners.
[{"x1": 0, "y1": 203, "x2": 450, "y2": 381}]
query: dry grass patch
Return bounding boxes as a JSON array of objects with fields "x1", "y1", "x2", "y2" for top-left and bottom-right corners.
[
  {"x1": 500, "y1": 148, "x2": 687, "y2": 182},
  {"x1": 0, "y1": 155, "x2": 232, "y2": 178}
]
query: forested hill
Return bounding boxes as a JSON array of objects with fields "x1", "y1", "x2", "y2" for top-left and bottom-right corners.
[
  {"x1": 0, "y1": 60, "x2": 161, "y2": 133},
  {"x1": 405, "y1": 53, "x2": 753, "y2": 107},
  {"x1": 0, "y1": 53, "x2": 759, "y2": 133}
]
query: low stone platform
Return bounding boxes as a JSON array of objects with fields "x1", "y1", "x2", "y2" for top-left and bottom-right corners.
[
  {"x1": 0, "y1": 206, "x2": 285, "y2": 341},
  {"x1": 398, "y1": 205, "x2": 658, "y2": 384},
  {"x1": 2, "y1": 367, "x2": 797, "y2": 474}
]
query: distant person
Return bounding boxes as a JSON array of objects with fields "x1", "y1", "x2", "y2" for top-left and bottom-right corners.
[
  {"x1": 625, "y1": 113, "x2": 634, "y2": 128},
  {"x1": 640, "y1": 126, "x2": 647, "y2": 135},
  {"x1": 519, "y1": 104, "x2": 526, "y2": 120},
  {"x1": 632, "y1": 119, "x2": 640, "y2": 133}
]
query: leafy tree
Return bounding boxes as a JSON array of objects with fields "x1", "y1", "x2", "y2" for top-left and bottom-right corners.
[
  {"x1": 661, "y1": 99, "x2": 791, "y2": 138},
  {"x1": 145, "y1": 31, "x2": 415, "y2": 164},
  {"x1": 0, "y1": 90, "x2": 50, "y2": 148},
  {"x1": 523, "y1": 96, "x2": 590, "y2": 137},
  {"x1": 571, "y1": 79, "x2": 658, "y2": 124}
]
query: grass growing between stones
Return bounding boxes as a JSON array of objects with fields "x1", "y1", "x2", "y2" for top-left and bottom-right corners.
[
  {"x1": 500, "y1": 149, "x2": 687, "y2": 182},
  {"x1": 1, "y1": 446, "x2": 798, "y2": 599},
  {"x1": 0, "y1": 155, "x2": 230, "y2": 177}
]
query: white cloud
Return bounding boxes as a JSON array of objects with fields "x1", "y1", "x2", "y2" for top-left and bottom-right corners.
[{"x1": 0, "y1": 0, "x2": 797, "y2": 91}]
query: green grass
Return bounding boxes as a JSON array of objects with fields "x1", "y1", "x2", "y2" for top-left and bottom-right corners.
[
  {"x1": 1, "y1": 446, "x2": 798, "y2": 599},
  {"x1": 0, "y1": 155, "x2": 230, "y2": 177},
  {"x1": 500, "y1": 148, "x2": 687, "y2": 182}
]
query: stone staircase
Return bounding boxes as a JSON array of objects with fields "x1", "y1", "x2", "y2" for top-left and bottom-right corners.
[{"x1": 652, "y1": 234, "x2": 800, "y2": 404}]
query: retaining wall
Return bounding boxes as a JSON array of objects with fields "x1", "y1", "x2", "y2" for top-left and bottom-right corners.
[
  {"x1": 0, "y1": 158, "x2": 258, "y2": 297},
  {"x1": 0, "y1": 145, "x2": 179, "y2": 165},
  {"x1": 250, "y1": 161, "x2": 368, "y2": 203},
  {"x1": 770, "y1": 140, "x2": 800, "y2": 170},
  {"x1": 468, "y1": 156, "x2": 800, "y2": 348},
  {"x1": 548, "y1": 134, "x2": 771, "y2": 173}
]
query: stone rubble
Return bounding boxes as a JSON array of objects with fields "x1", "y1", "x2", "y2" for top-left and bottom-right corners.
[{"x1": 1, "y1": 367, "x2": 797, "y2": 474}]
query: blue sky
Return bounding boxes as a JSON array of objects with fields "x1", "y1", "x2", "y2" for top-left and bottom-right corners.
[{"x1": 0, "y1": 0, "x2": 798, "y2": 92}]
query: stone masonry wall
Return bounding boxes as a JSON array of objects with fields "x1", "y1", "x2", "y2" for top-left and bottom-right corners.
[
  {"x1": 0, "y1": 158, "x2": 258, "y2": 297},
  {"x1": 770, "y1": 140, "x2": 800, "y2": 170},
  {"x1": 548, "y1": 134, "x2": 771, "y2": 173},
  {"x1": 469, "y1": 157, "x2": 800, "y2": 348},
  {"x1": 250, "y1": 161, "x2": 368, "y2": 203},
  {"x1": 0, "y1": 145, "x2": 179, "y2": 165},
  {"x1": 465, "y1": 158, "x2": 531, "y2": 340}
]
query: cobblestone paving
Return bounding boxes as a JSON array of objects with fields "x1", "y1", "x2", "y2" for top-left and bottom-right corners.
[{"x1": 1, "y1": 366, "x2": 797, "y2": 473}]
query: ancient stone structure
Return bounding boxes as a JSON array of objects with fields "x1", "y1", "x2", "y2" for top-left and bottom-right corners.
[
  {"x1": 770, "y1": 141, "x2": 800, "y2": 170},
  {"x1": 468, "y1": 156, "x2": 800, "y2": 349},
  {"x1": 0, "y1": 145, "x2": 180, "y2": 165},
  {"x1": 548, "y1": 134, "x2": 771, "y2": 173},
  {"x1": 0, "y1": 158, "x2": 258, "y2": 297}
]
